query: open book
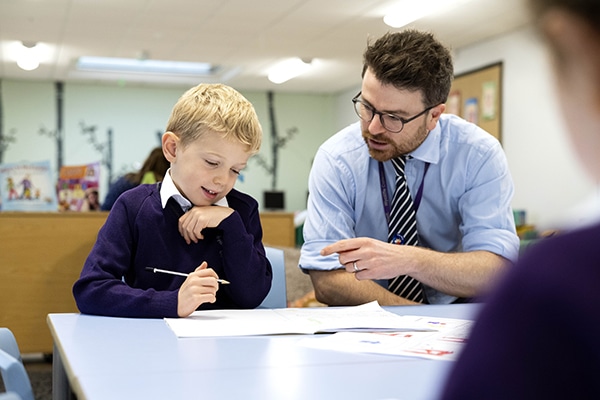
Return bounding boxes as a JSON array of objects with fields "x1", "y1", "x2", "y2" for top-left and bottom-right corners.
[{"x1": 165, "y1": 301, "x2": 438, "y2": 338}]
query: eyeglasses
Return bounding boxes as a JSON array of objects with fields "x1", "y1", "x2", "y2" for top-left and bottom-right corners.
[{"x1": 352, "y1": 92, "x2": 437, "y2": 133}]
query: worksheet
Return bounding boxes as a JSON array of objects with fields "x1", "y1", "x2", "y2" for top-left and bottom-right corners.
[
  {"x1": 165, "y1": 301, "x2": 440, "y2": 337},
  {"x1": 297, "y1": 316, "x2": 473, "y2": 361}
]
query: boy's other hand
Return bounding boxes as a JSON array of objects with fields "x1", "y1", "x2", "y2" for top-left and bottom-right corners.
[{"x1": 178, "y1": 206, "x2": 234, "y2": 244}]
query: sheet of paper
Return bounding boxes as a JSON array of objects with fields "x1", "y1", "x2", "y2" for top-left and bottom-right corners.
[
  {"x1": 164, "y1": 301, "x2": 436, "y2": 338},
  {"x1": 298, "y1": 316, "x2": 473, "y2": 361}
]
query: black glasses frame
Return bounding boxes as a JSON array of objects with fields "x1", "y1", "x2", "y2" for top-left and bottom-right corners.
[{"x1": 351, "y1": 92, "x2": 437, "y2": 133}]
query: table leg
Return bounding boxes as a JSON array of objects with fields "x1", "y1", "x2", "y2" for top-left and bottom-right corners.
[{"x1": 52, "y1": 343, "x2": 73, "y2": 400}]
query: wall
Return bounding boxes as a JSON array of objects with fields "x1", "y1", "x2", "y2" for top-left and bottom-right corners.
[
  {"x1": 1, "y1": 80, "x2": 185, "y2": 200},
  {"x1": 2, "y1": 25, "x2": 599, "y2": 230},
  {"x1": 238, "y1": 91, "x2": 337, "y2": 211},
  {"x1": 452, "y1": 26, "x2": 599, "y2": 230},
  {"x1": 334, "y1": 27, "x2": 600, "y2": 231},
  {"x1": 0, "y1": 82, "x2": 336, "y2": 213}
]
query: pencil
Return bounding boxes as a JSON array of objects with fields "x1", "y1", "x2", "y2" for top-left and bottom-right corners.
[{"x1": 145, "y1": 266, "x2": 230, "y2": 284}]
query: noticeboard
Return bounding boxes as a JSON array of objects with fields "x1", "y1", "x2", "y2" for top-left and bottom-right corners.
[{"x1": 446, "y1": 62, "x2": 503, "y2": 142}]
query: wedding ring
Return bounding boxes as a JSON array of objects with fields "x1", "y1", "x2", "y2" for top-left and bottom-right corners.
[{"x1": 353, "y1": 262, "x2": 359, "y2": 272}]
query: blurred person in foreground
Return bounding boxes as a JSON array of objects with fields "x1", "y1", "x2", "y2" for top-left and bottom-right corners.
[{"x1": 441, "y1": 1, "x2": 600, "y2": 398}]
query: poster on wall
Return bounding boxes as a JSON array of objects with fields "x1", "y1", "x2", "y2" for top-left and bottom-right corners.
[
  {"x1": 463, "y1": 98, "x2": 479, "y2": 125},
  {"x1": 57, "y1": 162, "x2": 101, "y2": 211},
  {"x1": 0, "y1": 160, "x2": 59, "y2": 211},
  {"x1": 481, "y1": 81, "x2": 497, "y2": 120},
  {"x1": 449, "y1": 62, "x2": 502, "y2": 142},
  {"x1": 447, "y1": 90, "x2": 461, "y2": 116}
]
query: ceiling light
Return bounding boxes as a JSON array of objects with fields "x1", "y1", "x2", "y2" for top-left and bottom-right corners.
[
  {"x1": 16, "y1": 41, "x2": 40, "y2": 71},
  {"x1": 76, "y1": 56, "x2": 217, "y2": 76},
  {"x1": 383, "y1": 0, "x2": 465, "y2": 28},
  {"x1": 267, "y1": 58, "x2": 313, "y2": 84}
]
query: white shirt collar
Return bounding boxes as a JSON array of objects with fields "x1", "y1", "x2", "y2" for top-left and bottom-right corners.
[{"x1": 160, "y1": 169, "x2": 228, "y2": 211}]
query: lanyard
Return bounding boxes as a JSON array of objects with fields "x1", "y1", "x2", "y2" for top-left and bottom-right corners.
[{"x1": 378, "y1": 160, "x2": 430, "y2": 223}]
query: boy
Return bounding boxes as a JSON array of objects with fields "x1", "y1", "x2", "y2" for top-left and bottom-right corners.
[{"x1": 73, "y1": 83, "x2": 272, "y2": 318}]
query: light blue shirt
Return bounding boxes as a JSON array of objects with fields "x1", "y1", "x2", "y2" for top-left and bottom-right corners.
[{"x1": 299, "y1": 115, "x2": 519, "y2": 304}]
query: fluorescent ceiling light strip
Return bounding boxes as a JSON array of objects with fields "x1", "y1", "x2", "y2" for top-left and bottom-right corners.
[
  {"x1": 383, "y1": 0, "x2": 465, "y2": 28},
  {"x1": 77, "y1": 56, "x2": 215, "y2": 75},
  {"x1": 383, "y1": 8, "x2": 429, "y2": 28}
]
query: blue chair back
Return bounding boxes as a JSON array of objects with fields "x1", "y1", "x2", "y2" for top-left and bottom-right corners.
[
  {"x1": 0, "y1": 328, "x2": 34, "y2": 400},
  {"x1": 0, "y1": 329, "x2": 20, "y2": 362},
  {"x1": 0, "y1": 393, "x2": 22, "y2": 400},
  {"x1": 258, "y1": 247, "x2": 287, "y2": 308}
]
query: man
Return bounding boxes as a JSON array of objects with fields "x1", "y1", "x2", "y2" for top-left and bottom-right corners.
[{"x1": 299, "y1": 30, "x2": 519, "y2": 306}]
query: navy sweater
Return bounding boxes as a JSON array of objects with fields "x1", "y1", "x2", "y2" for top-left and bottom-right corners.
[
  {"x1": 73, "y1": 184, "x2": 272, "y2": 318},
  {"x1": 441, "y1": 222, "x2": 600, "y2": 399}
]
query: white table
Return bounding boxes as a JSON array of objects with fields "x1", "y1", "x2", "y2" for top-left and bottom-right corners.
[{"x1": 48, "y1": 304, "x2": 478, "y2": 400}]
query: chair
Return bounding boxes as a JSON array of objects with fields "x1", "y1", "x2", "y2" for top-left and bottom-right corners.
[
  {"x1": 0, "y1": 330, "x2": 21, "y2": 362},
  {"x1": 0, "y1": 328, "x2": 34, "y2": 400},
  {"x1": 0, "y1": 394, "x2": 22, "y2": 400},
  {"x1": 258, "y1": 247, "x2": 288, "y2": 308}
]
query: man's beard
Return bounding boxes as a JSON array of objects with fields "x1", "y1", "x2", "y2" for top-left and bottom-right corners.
[
  {"x1": 362, "y1": 123, "x2": 429, "y2": 162},
  {"x1": 364, "y1": 135, "x2": 397, "y2": 162}
]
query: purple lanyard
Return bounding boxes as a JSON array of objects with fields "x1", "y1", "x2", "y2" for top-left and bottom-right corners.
[{"x1": 379, "y1": 160, "x2": 430, "y2": 223}]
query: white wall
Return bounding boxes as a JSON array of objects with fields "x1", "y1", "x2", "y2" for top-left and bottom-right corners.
[
  {"x1": 453, "y1": 26, "x2": 599, "y2": 230},
  {"x1": 1, "y1": 80, "x2": 186, "y2": 202},
  {"x1": 0, "y1": 81, "x2": 336, "y2": 213},
  {"x1": 332, "y1": 26, "x2": 600, "y2": 230},
  {"x1": 334, "y1": 85, "x2": 361, "y2": 132},
  {"x1": 2, "y1": 25, "x2": 599, "y2": 230},
  {"x1": 237, "y1": 91, "x2": 337, "y2": 211}
]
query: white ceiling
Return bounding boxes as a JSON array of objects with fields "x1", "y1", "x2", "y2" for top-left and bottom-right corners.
[{"x1": 0, "y1": 0, "x2": 532, "y2": 93}]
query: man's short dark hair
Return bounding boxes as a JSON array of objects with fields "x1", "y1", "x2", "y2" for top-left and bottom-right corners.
[{"x1": 362, "y1": 30, "x2": 454, "y2": 107}]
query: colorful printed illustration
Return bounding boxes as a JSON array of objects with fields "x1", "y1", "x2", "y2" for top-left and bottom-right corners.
[
  {"x1": 57, "y1": 162, "x2": 101, "y2": 211},
  {"x1": 19, "y1": 174, "x2": 33, "y2": 199},
  {"x1": 0, "y1": 160, "x2": 59, "y2": 211},
  {"x1": 6, "y1": 177, "x2": 19, "y2": 200},
  {"x1": 482, "y1": 81, "x2": 497, "y2": 120},
  {"x1": 464, "y1": 97, "x2": 479, "y2": 124}
]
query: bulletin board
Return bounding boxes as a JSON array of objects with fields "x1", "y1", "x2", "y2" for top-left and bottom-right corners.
[{"x1": 445, "y1": 62, "x2": 502, "y2": 142}]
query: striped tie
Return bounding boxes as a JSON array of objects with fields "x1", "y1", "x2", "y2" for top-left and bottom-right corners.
[{"x1": 387, "y1": 156, "x2": 425, "y2": 303}]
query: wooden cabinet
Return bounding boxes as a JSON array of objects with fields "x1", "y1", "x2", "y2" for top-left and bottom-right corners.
[
  {"x1": 0, "y1": 210, "x2": 296, "y2": 354},
  {"x1": 259, "y1": 212, "x2": 296, "y2": 248},
  {"x1": 0, "y1": 212, "x2": 108, "y2": 353}
]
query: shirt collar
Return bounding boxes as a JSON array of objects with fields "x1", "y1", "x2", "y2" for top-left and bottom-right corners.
[
  {"x1": 159, "y1": 169, "x2": 228, "y2": 211},
  {"x1": 408, "y1": 116, "x2": 442, "y2": 165}
]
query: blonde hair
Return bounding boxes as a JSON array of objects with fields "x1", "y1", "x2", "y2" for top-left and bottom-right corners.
[{"x1": 166, "y1": 83, "x2": 262, "y2": 154}]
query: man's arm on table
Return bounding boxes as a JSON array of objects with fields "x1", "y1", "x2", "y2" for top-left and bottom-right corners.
[
  {"x1": 310, "y1": 241, "x2": 509, "y2": 306},
  {"x1": 407, "y1": 248, "x2": 508, "y2": 298},
  {"x1": 309, "y1": 269, "x2": 419, "y2": 306}
]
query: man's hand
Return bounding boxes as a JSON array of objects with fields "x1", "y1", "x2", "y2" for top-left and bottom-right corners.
[
  {"x1": 321, "y1": 237, "x2": 508, "y2": 298},
  {"x1": 321, "y1": 237, "x2": 419, "y2": 280}
]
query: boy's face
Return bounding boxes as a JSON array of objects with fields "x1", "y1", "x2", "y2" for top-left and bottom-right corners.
[{"x1": 165, "y1": 131, "x2": 250, "y2": 206}]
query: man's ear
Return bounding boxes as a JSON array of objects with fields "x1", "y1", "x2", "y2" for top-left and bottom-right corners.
[
  {"x1": 427, "y1": 103, "x2": 446, "y2": 131},
  {"x1": 162, "y1": 132, "x2": 179, "y2": 162}
]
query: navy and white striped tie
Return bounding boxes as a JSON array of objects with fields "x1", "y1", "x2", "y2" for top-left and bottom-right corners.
[{"x1": 387, "y1": 156, "x2": 425, "y2": 303}]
